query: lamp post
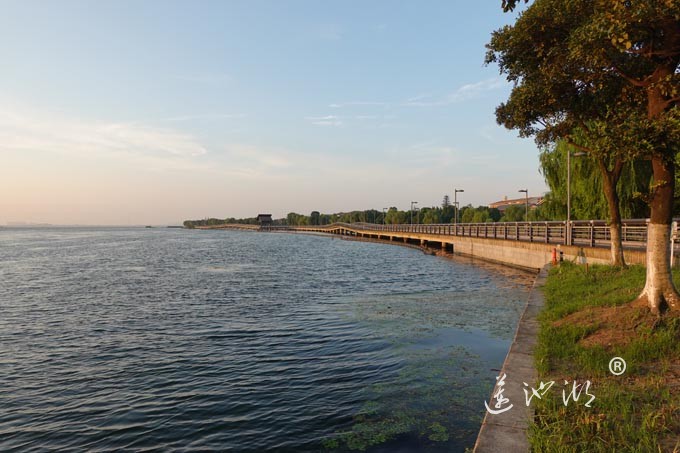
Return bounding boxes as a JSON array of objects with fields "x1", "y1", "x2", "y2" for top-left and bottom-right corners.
[
  {"x1": 567, "y1": 151, "x2": 587, "y2": 246},
  {"x1": 518, "y1": 189, "x2": 529, "y2": 220},
  {"x1": 454, "y1": 189, "x2": 464, "y2": 224},
  {"x1": 410, "y1": 201, "x2": 418, "y2": 225}
]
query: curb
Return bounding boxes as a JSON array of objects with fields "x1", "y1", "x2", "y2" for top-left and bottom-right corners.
[{"x1": 473, "y1": 264, "x2": 550, "y2": 452}]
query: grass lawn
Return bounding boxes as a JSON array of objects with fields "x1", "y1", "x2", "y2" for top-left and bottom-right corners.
[{"x1": 529, "y1": 262, "x2": 680, "y2": 452}]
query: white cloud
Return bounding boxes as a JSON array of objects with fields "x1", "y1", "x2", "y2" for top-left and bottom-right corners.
[
  {"x1": 448, "y1": 77, "x2": 505, "y2": 102},
  {"x1": 305, "y1": 115, "x2": 343, "y2": 127},
  {"x1": 312, "y1": 120, "x2": 343, "y2": 127},
  {"x1": 328, "y1": 101, "x2": 387, "y2": 108},
  {"x1": 223, "y1": 143, "x2": 293, "y2": 170},
  {"x1": 0, "y1": 109, "x2": 208, "y2": 164},
  {"x1": 328, "y1": 79, "x2": 505, "y2": 111},
  {"x1": 403, "y1": 78, "x2": 506, "y2": 107},
  {"x1": 305, "y1": 115, "x2": 339, "y2": 121},
  {"x1": 160, "y1": 113, "x2": 247, "y2": 122},
  {"x1": 406, "y1": 93, "x2": 432, "y2": 103}
]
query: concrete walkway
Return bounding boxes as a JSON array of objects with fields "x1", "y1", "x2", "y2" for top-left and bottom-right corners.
[{"x1": 473, "y1": 264, "x2": 549, "y2": 452}]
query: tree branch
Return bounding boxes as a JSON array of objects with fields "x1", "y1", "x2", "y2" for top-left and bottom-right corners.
[
  {"x1": 664, "y1": 96, "x2": 680, "y2": 109},
  {"x1": 612, "y1": 158, "x2": 624, "y2": 179},
  {"x1": 596, "y1": 157, "x2": 610, "y2": 179},
  {"x1": 564, "y1": 139, "x2": 593, "y2": 154},
  {"x1": 612, "y1": 65, "x2": 648, "y2": 87}
]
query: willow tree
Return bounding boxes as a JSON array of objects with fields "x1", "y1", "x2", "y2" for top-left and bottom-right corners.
[
  {"x1": 539, "y1": 141, "x2": 650, "y2": 222},
  {"x1": 488, "y1": 0, "x2": 680, "y2": 314}
]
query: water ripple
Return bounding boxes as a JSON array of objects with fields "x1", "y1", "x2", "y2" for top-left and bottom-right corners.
[{"x1": 0, "y1": 227, "x2": 533, "y2": 452}]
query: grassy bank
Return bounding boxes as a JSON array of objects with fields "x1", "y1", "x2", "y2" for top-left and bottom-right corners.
[{"x1": 530, "y1": 263, "x2": 680, "y2": 452}]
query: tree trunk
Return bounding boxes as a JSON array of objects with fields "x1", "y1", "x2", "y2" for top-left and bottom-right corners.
[
  {"x1": 637, "y1": 55, "x2": 680, "y2": 313},
  {"x1": 599, "y1": 159, "x2": 626, "y2": 267},
  {"x1": 609, "y1": 222, "x2": 625, "y2": 266},
  {"x1": 638, "y1": 155, "x2": 679, "y2": 314}
]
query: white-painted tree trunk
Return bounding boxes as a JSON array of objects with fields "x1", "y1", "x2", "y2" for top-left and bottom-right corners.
[{"x1": 640, "y1": 223, "x2": 680, "y2": 314}]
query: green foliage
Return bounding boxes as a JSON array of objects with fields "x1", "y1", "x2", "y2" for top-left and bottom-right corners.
[
  {"x1": 501, "y1": 0, "x2": 528, "y2": 13},
  {"x1": 500, "y1": 204, "x2": 525, "y2": 222},
  {"x1": 287, "y1": 212, "x2": 308, "y2": 226},
  {"x1": 442, "y1": 194, "x2": 451, "y2": 208},
  {"x1": 538, "y1": 141, "x2": 651, "y2": 220},
  {"x1": 181, "y1": 217, "x2": 259, "y2": 227},
  {"x1": 488, "y1": 208, "x2": 502, "y2": 222},
  {"x1": 487, "y1": 0, "x2": 680, "y2": 152},
  {"x1": 531, "y1": 262, "x2": 680, "y2": 450},
  {"x1": 487, "y1": 0, "x2": 680, "y2": 229},
  {"x1": 420, "y1": 207, "x2": 440, "y2": 224},
  {"x1": 385, "y1": 207, "x2": 408, "y2": 225},
  {"x1": 472, "y1": 209, "x2": 489, "y2": 223}
]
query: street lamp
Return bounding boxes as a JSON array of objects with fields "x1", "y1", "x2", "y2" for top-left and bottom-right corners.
[
  {"x1": 454, "y1": 189, "x2": 464, "y2": 224},
  {"x1": 567, "y1": 151, "x2": 588, "y2": 245},
  {"x1": 518, "y1": 189, "x2": 529, "y2": 220},
  {"x1": 410, "y1": 201, "x2": 418, "y2": 225}
]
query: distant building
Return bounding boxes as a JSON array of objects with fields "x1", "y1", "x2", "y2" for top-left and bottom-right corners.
[
  {"x1": 489, "y1": 196, "x2": 544, "y2": 213},
  {"x1": 257, "y1": 214, "x2": 273, "y2": 226}
]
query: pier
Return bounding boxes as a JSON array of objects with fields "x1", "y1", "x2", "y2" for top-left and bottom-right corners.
[{"x1": 197, "y1": 219, "x2": 674, "y2": 270}]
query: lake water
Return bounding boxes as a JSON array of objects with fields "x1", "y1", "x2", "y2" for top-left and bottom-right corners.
[{"x1": 0, "y1": 227, "x2": 533, "y2": 452}]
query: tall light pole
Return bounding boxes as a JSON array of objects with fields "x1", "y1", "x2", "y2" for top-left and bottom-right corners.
[
  {"x1": 454, "y1": 189, "x2": 464, "y2": 224},
  {"x1": 382, "y1": 207, "x2": 387, "y2": 226},
  {"x1": 410, "y1": 201, "x2": 418, "y2": 225},
  {"x1": 518, "y1": 189, "x2": 529, "y2": 220},
  {"x1": 567, "y1": 151, "x2": 587, "y2": 245}
]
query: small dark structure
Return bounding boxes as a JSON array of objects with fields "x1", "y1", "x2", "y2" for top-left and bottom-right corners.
[{"x1": 257, "y1": 214, "x2": 273, "y2": 227}]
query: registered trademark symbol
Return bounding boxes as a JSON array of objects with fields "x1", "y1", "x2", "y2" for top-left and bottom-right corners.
[{"x1": 609, "y1": 357, "x2": 626, "y2": 376}]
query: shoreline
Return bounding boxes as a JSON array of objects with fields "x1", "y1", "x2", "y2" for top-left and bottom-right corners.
[
  {"x1": 210, "y1": 226, "x2": 542, "y2": 449},
  {"x1": 473, "y1": 264, "x2": 547, "y2": 452}
]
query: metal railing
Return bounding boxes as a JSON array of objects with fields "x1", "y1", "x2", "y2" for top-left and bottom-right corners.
[{"x1": 267, "y1": 219, "x2": 680, "y2": 249}]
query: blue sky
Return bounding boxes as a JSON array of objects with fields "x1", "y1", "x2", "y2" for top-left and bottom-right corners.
[{"x1": 0, "y1": 0, "x2": 544, "y2": 225}]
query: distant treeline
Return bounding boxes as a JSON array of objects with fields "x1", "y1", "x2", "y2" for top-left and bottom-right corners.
[
  {"x1": 183, "y1": 217, "x2": 264, "y2": 228},
  {"x1": 183, "y1": 200, "x2": 542, "y2": 229}
]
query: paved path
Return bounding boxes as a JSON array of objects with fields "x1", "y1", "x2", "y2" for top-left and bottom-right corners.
[{"x1": 473, "y1": 265, "x2": 549, "y2": 452}]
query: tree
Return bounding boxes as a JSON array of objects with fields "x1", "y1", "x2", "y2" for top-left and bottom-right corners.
[
  {"x1": 488, "y1": 208, "x2": 502, "y2": 222},
  {"x1": 310, "y1": 211, "x2": 320, "y2": 226},
  {"x1": 385, "y1": 207, "x2": 407, "y2": 225},
  {"x1": 501, "y1": 0, "x2": 527, "y2": 12},
  {"x1": 539, "y1": 141, "x2": 650, "y2": 221},
  {"x1": 442, "y1": 195, "x2": 451, "y2": 209},
  {"x1": 472, "y1": 209, "x2": 490, "y2": 223},
  {"x1": 460, "y1": 205, "x2": 475, "y2": 224},
  {"x1": 421, "y1": 207, "x2": 441, "y2": 224},
  {"x1": 488, "y1": 1, "x2": 680, "y2": 313},
  {"x1": 488, "y1": 3, "x2": 632, "y2": 266},
  {"x1": 441, "y1": 205, "x2": 455, "y2": 223},
  {"x1": 501, "y1": 205, "x2": 525, "y2": 222}
]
